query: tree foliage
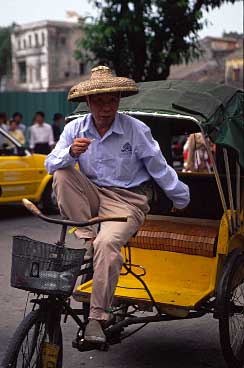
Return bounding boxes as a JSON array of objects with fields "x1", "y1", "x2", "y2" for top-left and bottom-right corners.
[
  {"x1": 222, "y1": 31, "x2": 243, "y2": 39},
  {"x1": 78, "y1": 0, "x2": 239, "y2": 81},
  {"x1": 0, "y1": 26, "x2": 12, "y2": 81}
]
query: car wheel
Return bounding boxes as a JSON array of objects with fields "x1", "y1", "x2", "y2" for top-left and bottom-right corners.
[{"x1": 41, "y1": 181, "x2": 59, "y2": 214}]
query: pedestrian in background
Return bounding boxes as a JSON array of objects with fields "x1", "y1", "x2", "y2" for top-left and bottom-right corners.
[
  {"x1": 52, "y1": 113, "x2": 64, "y2": 144},
  {"x1": 0, "y1": 112, "x2": 8, "y2": 130},
  {"x1": 0, "y1": 112, "x2": 9, "y2": 148},
  {"x1": 184, "y1": 133, "x2": 214, "y2": 173},
  {"x1": 12, "y1": 112, "x2": 26, "y2": 135},
  {"x1": 29, "y1": 111, "x2": 54, "y2": 154},
  {"x1": 8, "y1": 119, "x2": 26, "y2": 145}
]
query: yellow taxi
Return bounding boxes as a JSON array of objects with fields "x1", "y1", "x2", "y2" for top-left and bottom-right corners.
[{"x1": 0, "y1": 126, "x2": 57, "y2": 213}]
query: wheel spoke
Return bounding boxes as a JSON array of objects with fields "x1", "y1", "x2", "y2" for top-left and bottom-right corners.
[
  {"x1": 228, "y1": 264, "x2": 244, "y2": 360},
  {"x1": 230, "y1": 317, "x2": 244, "y2": 354},
  {"x1": 218, "y1": 253, "x2": 244, "y2": 367},
  {"x1": 15, "y1": 321, "x2": 47, "y2": 367},
  {"x1": 3, "y1": 308, "x2": 62, "y2": 368}
]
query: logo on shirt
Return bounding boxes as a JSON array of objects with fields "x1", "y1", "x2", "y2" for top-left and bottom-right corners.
[{"x1": 121, "y1": 142, "x2": 132, "y2": 153}]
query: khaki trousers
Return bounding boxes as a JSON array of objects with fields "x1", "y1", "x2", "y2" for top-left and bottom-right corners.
[{"x1": 53, "y1": 167, "x2": 150, "y2": 320}]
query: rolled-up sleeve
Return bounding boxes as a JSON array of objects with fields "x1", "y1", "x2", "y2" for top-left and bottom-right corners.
[
  {"x1": 45, "y1": 124, "x2": 76, "y2": 174},
  {"x1": 136, "y1": 128, "x2": 190, "y2": 209}
]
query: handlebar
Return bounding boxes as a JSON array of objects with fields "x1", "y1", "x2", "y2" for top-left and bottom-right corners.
[{"x1": 22, "y1": 199, "x2": 128, "y2": 227}]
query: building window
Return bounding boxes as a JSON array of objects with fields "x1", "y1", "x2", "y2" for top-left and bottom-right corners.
[
  {"x1": 23, "y1": 39, "x2": 26, "y2": 49},
  {"x1": 35, "y1": 33, "x2": 39, "y2": 47},
  {"x1": 232, "y1": 68, "x2": 240, "y2": 81},
  {"x1": 29, "y1": 65, "x2": 33, "y2": 83},
  {"x1": 18, "y1": 39, "x2": 21, "y2": 50},
  {"x1": 18, "y1": 62, "x2": 27, "y2": 83},
  {"x1": 79, "y1": 63, "x2": 85, "y2": 75},
  {"x1": 60, "y1": 36, "x2": 66, "y2": 45},
  {"x1": 28, "y1": 35, "x2": 32, "y2": 48},
  {"x1": 42, "y1": 32, "x2": 45, "y2": 46},
  {"x1": 36, "y1": 65, "x2": 41, "y2": 81}
]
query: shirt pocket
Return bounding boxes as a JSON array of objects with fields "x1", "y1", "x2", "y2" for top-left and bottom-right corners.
[
  {"x1": 116, "y1": 156, "x2": 134, "y2": 181},
  {"x1": 100, "y1": 156, "x2": 117, "y2": 180}
]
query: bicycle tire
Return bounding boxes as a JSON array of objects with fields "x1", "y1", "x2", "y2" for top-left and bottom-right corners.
[{"x1": 2, "y1": 309, "x2": 63, "y2": 368}]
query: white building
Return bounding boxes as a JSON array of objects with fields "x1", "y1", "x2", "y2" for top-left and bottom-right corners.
[{"x1": 11, "y1": 20, "x2": 86, "y2": 91}]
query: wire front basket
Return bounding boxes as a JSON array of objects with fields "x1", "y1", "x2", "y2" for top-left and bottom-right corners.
[{"x1": 11, "y1": 236, "x2": 85, "y2": 297}]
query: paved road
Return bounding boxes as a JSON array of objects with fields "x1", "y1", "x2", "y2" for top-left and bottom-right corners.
[{"x1": 0, "y1": 205, "x2": 227, "y2": 367}]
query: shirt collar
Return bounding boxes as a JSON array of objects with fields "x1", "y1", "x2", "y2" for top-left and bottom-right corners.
[
  {"x1": 80, "y1": 113, "x2": 124, "y2": 136},
  {"x1": 111, "y1": 113, "x2": 124, "y2": 135}
]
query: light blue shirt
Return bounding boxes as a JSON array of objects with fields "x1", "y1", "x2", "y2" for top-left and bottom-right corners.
[{"x1": 45, "y1": 113, "x2": 190, "y2": 209}]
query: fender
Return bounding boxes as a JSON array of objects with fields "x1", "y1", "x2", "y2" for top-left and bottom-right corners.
[
  {"x1": 228, "y1": 231, "x2": 244, "y2": 253},
  {"x1": 35, "y1": 174, "x2": 53, "y2": 202}
]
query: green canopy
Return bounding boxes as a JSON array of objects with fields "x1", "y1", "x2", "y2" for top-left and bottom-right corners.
[{"x1": 71, "y1": 80, "x2": 244, "y2": 168}]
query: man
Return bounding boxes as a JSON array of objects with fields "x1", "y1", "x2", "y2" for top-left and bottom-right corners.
[
  {"x1": 8, "y1": 119, "x2": 26, "y2": 145},
  {"x1": 0, "y1": 113, "x2": 9, "y2": 149},
  {"x1": 29, "y1": 111, "x2": 54, "y2": 154},
  {"x1": 52, "y1": 113, "x2": 64, "y2": 143},
  {"x1": 12, "y1": 112, "x2": 26, "y2": 135},
  {"x1": 45, "y1": 66, "x2": 190, "y2": 344},
  {"x1": 0, "y1": 112, "x2": 8, "y2": 131}
]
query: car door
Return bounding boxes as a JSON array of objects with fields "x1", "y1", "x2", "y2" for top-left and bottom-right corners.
[{"x1": 0, "y1": 129, "x2": 40, "y2": 203}]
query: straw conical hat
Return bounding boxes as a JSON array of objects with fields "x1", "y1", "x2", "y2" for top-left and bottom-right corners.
[{"x1": 68, "y1": 66, "x2": 139, "y2": 102}]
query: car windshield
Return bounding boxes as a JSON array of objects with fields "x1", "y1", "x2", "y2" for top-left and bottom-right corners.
[{"x1": 0, "y1": 131, "x2": 19, "y2": 156}]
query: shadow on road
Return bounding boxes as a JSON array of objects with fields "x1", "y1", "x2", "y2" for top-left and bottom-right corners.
[{"x1": 0, "y1": 205, "x2": 32, "y2": 220}]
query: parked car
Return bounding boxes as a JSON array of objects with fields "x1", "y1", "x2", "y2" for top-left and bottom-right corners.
[{"x1": 0, "y1": 127, "x2": 57, "y2": 213}]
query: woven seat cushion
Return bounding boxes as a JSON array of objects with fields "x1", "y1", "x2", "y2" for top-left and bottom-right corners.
[{"x1": 128, "y1": 218, "x2": 218, "y2": 257}]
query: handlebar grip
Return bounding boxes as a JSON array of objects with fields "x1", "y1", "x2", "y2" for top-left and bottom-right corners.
[
  {"x1": 22, "y1": 198, "x2": 41, "y2": 217},
  {"x1": 22, "y1": 199, "x2": 128, "y2": 226}
]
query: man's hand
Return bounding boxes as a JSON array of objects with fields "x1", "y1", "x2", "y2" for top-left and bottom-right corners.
[{"x1": 70, "y1": 138, "x2": 93, "y2": 158}]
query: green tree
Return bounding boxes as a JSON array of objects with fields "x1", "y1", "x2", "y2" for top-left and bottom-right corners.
[
  {"x1": 0, "y1": 26, "x2": 12, "y2": 83},
  {"x1": 78, "y1": 0, "x2": 239, "y2": 81},
  {"x1": 222, "y1": 31, "x2": 243, "y2": 39}
]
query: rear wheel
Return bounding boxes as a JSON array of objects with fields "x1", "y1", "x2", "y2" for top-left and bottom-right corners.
[
  {"x1": 2, "y1": 309, "x2": 63, "y2": 368},
  {"x1": 218, "y1": 249, "x2": 244, "y2": 368}
]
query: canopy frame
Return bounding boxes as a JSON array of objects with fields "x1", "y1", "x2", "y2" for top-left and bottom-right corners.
[{"x1": 126, "y1": 111, "x2": 233, "y2": 234}]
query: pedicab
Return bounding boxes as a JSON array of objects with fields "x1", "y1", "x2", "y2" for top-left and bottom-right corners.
[{"x1": 2, "y1": 80, "x2": 244, "y2": 368}]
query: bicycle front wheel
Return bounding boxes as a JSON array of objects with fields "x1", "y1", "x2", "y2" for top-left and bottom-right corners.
[{"x1": 2, "y1": 309, "x2": 63, "y2": 368}]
